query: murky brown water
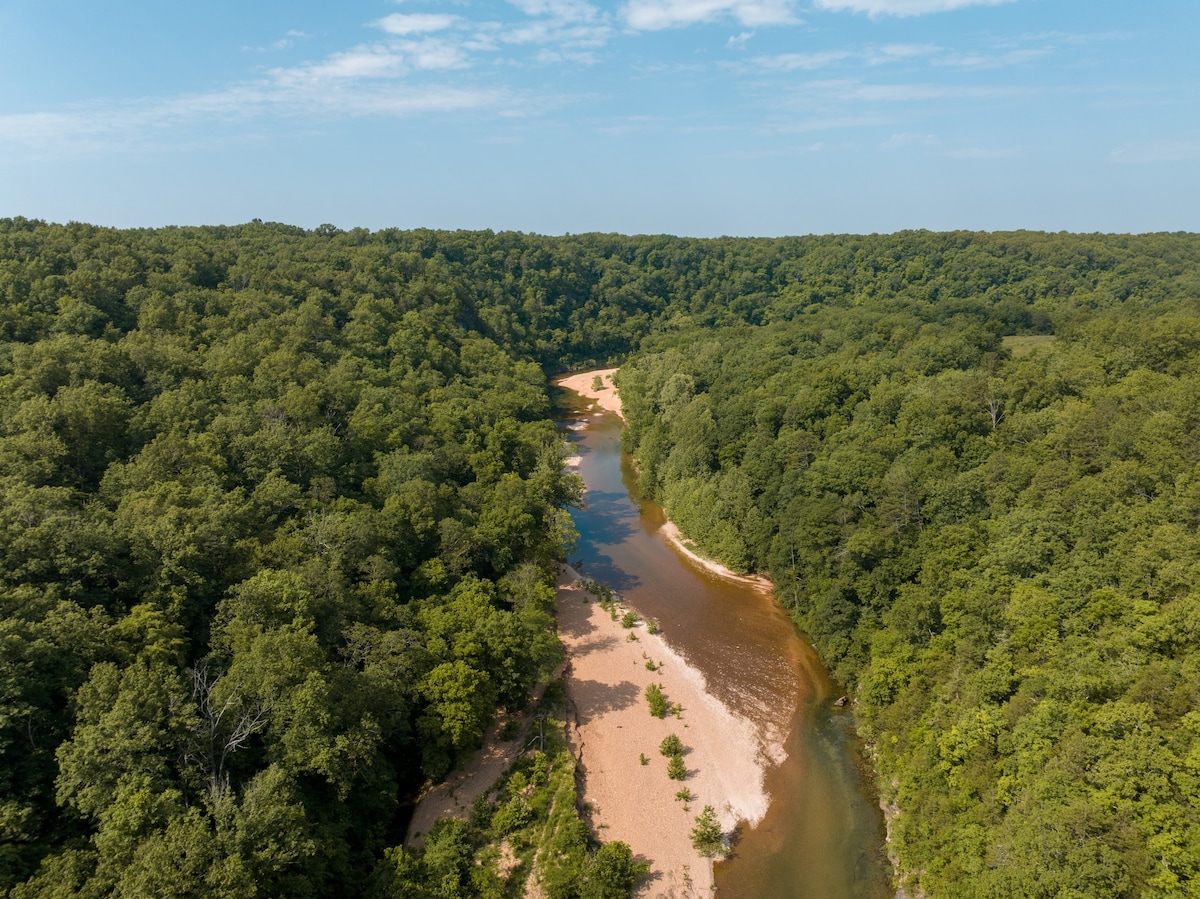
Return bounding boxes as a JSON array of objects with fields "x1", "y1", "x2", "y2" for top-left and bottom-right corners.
[{"x1": 556, "y1": 387, "x2": 892, "y2": 899}]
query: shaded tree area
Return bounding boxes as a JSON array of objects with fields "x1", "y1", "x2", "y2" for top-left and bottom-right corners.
[
  {"x1": 3, "y1": 217, "x2": 1200, "y2": 896},
  {"x1": 617, "y1": 239, "x2": 1200, "y2": 897}
]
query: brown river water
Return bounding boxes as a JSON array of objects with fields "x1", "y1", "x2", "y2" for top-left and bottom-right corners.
[{"x1": 555, "y1": 386, "x2": 892, "y2": 899}]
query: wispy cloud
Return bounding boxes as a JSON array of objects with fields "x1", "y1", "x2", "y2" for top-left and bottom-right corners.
[
  {"x1": 742, "y1": 32, "x2": 1087, "y2": 75},
  {"x1": 867, "y1": 43, "x2": 938, "y2": 63},
  {"x1": 0, "y1": 77, "x2": 509, "y2": 154},
  {"x1": 595, "y1": 114, "x2": 663, "y2": 136},
  {"x1": 883, "y1": 131, "x2": 1022, "y2": 158},
  {"x1": 623, "y1": 0, "x2": 800, "y2": 30},
  {"x1": 935, "y1": 46, "x2": 1048, "y2": 68},
  {"x1": 270, "y1": 46, "x2": 408, "y2": 85},
  {"x1": 796, "y1": 78, "x2": 1022, "y2": 103},
  {"x1": 745, "y1": 43, "x2": 936, "y2": 73},
  {"x1": 752, "y1": 50, "x2": 852, "y2": 71},
  {"x1": 944, "y1": 145, "x2": 1021, "y2": 159},
  {"x1": 508, "y1": 0, "x2": 600, "y2": 21},
  {"x1": 245, "y1": 29, "x2": 311, "y2": 53},
  {"x1": 375, "y1": 13, "x2": 461, "y2": 35},
  {"x1": 500, "y1": 19, "x2": 612, "y2": 48},
  {"x1": 774, "y1": 113, "x2": 892, "y2": 132},
  {"x1": 1110, "y1": 139, "x2": 1200, "y2": 165},
  {"x1": 882, "y1": 131, "x2": 939, "y2": 148},
  {"x1": 1, "y1": 0, "x2": 629, "y2": 156},
  {"x1": 813, "y1": 0, "x2": 1013, "y2": 16}
]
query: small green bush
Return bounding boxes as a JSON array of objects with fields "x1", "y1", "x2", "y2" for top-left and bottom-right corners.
[
  {"x1": 659, "y1": 734, "x2": 684, "y2": 757},
  {"x1": 667, "y1": 755, "x2": 687, "y2": 781},
  {"x1": 645, "y1": 683, "x2": 668, "y2": 718}
]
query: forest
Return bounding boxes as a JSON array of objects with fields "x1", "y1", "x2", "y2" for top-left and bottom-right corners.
[{"x1": 1, "y1": 217, "x2": 1198, "y2": 897}]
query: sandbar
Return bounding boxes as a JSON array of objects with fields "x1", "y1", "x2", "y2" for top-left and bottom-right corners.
[{"x1": 557, "y1": 565, "x2": 771, "y2": 897}]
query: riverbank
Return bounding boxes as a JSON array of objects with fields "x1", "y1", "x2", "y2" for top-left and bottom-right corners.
[
  {"x1": 405, "y1": 709, "x2": 534, "y2": 848},
  {"x1": 557, "y1": 368, "x2": 772, "y2": 594},
  {"x1": 557, "y1": 564, "x2": 771, "y2": 897},
  {"x1": 658, "y1": 522, "x2": 773, "y2": 594},
  {"x1": 557, "y1": 368, "x2": 622, "y2": 417}
]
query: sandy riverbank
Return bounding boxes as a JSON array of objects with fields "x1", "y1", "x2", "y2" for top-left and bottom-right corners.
[
  {"x1": 658, "y1": 522, "x2": 773, "y2": 594},
  {"x1": 557, "y1": 368, "x2": 771, "y2": 593},
  {"x1": 557, "y1": 368, "x2": 622, "y2": 417},
  {"x1": 405, "y1": 709, "x2": 535, "y2": 847},
  {"x1": 558, "y1": 565, "x2": 771, "y2": 897},
  {"x1": 407, "y1": 368, "x2": 783, "y2": 893}
]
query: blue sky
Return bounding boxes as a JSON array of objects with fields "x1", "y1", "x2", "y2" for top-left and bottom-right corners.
[{"x1": 0, "y1": 0, "x2": 1196, "y2": 235}]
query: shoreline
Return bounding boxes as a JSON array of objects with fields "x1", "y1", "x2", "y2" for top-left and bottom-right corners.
[
  {"x1": 556, "y1": 368, "x2": 773, "y2": 594},
  {"x1": 556, "y1": 367, "x2": 623, "y2": 418},
  {"x1": 658, "y1": 521, "x2": 773, "y2": 594},
  {"x1": 557, "y1": 564, "x2": 771, "y2": 897},
  {"x1": 555, "y1": 368, "x2": 784, "y2": 896},
  {"x1": 405, "y1": 366, "x2": 773, "y2": 866}
]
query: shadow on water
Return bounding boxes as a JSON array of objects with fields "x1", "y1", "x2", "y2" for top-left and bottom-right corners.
[
  {"x1": 553, "y1": 380, "x2": 892, "y2": 899},
  {"x1": 570, "y1": 488, "x2": 644, "y2": 593}
]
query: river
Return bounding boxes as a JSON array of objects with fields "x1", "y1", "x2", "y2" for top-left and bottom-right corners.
[{"x1": 555, "y1": 383, "x2": 892, "y2": 899}]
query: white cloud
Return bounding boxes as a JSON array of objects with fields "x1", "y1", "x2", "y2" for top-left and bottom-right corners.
[
  {"x1": 325, "y1": 86, "x2": 502, "y2": 116},
  {"x1": 399, "y1": 38, "x2": 470, "y2": 69},
  {"x1": 271, "y1": 46, "x2": 408, "y2": 86},
  {"x1": 866, "y1": 43, "x2": 938, "y2": 63},
  {"x1": 596, "y1": 115, "x2": 661, "y2": 136},
  {"x1": 508, "y1": 0, "x2": 599, "y2": 22},
  {"x1": 944, "y1": 145, "x2": 1021, "y2": 158},
  {"x1": 752, "y1": 50, "x2": 850, "y2": 70},
  {"x1": 799, "y1": 79, "x2": 1019, "y2": 103},
  {"x1": 1110, "y1": 139, "x2": 1200, "y2": 165},
  {"x1": 744, "y1": 43, "x2": 936, "y2": 72},
  {"x1": 774, "y1": 113, "x2": 891, "y2": 132},
  {"x1": 375, "y1": 13, "x2": 460, "y2": 35},
  {"x1": 623, "y1": 0, "x2": 799, "y2": 30},
  {"x1": 0, "y1": 75, "x2": 508, "y2": 155},
  {"x1": 535, "y1": 47, "x2": 601, "y2": 64},
  {"x1": 813, "y1": 0, "x2": 1012, "y2": 16},
  {"x1": 882, "y1": 131, "x2": 939, "y2": 148},
  {"x1": 727, "y1": 31, "x2": 755, "y2": 47},
  {"x1": 936, "y1": 46, "x2": 1047, "y2": 68},
  {"x1": 0, "y1": 82, "x2": 511, "y2": 154}
]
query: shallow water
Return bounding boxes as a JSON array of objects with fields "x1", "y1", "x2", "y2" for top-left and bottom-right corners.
[{"x1": 555, "y1": 388, "x2": 891, "y2": 899}]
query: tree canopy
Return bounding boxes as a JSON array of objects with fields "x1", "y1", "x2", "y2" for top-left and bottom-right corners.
[{"x1": 3, "y1": 217, "x2": 1199, "y2": 896}]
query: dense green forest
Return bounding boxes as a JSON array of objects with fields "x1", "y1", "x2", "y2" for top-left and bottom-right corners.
[
  {"x1": 1, "y1": 217, "x2": 1199, "y2": 897},
  {"x1": 617, "y1": 234, "x2": 1200, "y2": 897}
]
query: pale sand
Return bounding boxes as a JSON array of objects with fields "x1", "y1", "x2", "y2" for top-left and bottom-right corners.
[
  {"x1": 558, "y1": 565, "x2": 772, "y2": 898},
  {"x1": 407, "y1": 368, "x2": 780, "y2": 895},
  {"x1": 405, "y1": 710, "x2": 534, "y2": 848},
  {"x1": 658, "y1": 522, "x2": 773, "y2": 594},
  {"x1": 557, "y1": 368, "x2": 622, "y2": 417}
]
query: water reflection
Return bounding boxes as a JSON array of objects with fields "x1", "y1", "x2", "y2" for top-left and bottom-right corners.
[{"x1": 554, "y1": 388, "x2": 891, "y2": 899}]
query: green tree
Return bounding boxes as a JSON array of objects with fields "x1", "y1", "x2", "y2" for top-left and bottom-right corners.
[
  {"x1": 667, "y1": 755, "x2": 687, "y2": 781},
  {"x1": 580, "y1": 841, "x2": 649, "y2": 899},
  {"x1": 689, "y1": 806, "x2": 724, "y2": 857}
]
